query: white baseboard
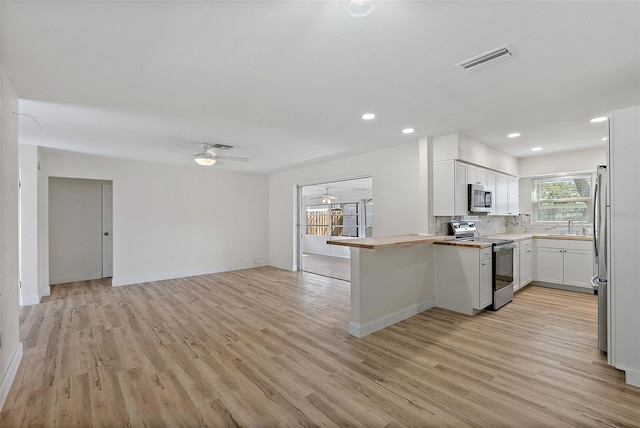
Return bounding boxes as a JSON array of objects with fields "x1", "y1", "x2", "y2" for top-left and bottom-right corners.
[
  {"x1": 111, "y1": 263, "x2": 269, "y2": 287},
  {"x1": 49, "y1": 272, "x2": 102, "y2": 285},
  {"x1": 19, "y1": 294, "x2": 40, "y2": 306},
  {"x1": 348, "y1": 299, "x2": 436, "y2": 338},
  {"x1": 0, "y1": 342, "x2": 23, "y2": 411},
  {"x1": 268, "y1": 262, "x2": 296, "y2": 272},
  {"x1": 624, "y1": 367, "x2": 640, "y2": 388}
]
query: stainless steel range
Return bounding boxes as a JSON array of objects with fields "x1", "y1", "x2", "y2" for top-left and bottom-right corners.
[{"x1": 449, "y1": 221, "x2": 516, "y2": 310}]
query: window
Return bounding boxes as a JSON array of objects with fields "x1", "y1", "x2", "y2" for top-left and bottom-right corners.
[
  {"x1": 331, "y1": 203, "x2": 359, "y2": 237},
  {"x1": 364, "y1": 199, "x2": 373, "y2": 237},
  {"x1": 306, "y1": 205, "x2": 329, "y2": 236},
  {"x1": 305, "y1": 202, "x2": 360, "y2": 237},
  {"x1": 531, "y1": 174, "x2": 592, "y2": 223}
]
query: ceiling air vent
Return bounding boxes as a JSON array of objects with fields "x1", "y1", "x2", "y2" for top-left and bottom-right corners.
[
  {"x1": 456, "y1": 44, "x2": 517, "y2": 71},
  {"x1": 211, "y1": 143, "x2": 234, "y2": 150}
]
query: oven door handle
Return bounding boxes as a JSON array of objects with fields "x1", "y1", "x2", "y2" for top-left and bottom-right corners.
[{"x1": 494, "y1": 243, "x2": 516, "y2": 251}]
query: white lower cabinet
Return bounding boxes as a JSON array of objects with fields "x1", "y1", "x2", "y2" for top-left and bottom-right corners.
[
  {"x1": 479, "y1": 252, "x2": 493, "y2": 309},
  {"x1": 519, "y1": 239, "x2": 534, "y2": 287},
  {"x1": 435, "y1": 245, "x2": 493, "y2": 315},
  {"x1": 535, "y1": 239, "x2": 594, "y2": 289},
  {"x1": 513, "y1": 241, "x2": 520, "y2": 291},
  {"x1": 513, "y1": 238, "x2": 534, "y2": 292}
]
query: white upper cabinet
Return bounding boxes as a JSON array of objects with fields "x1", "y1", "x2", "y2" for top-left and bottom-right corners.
[
  {"x1": 495, "y1": 174, "x2": 508, "y2": 215},
  {"x1": 433, "y1": 160, "x2": 468, "y2": 216},
  {"x1": 467, "y1": 165, "x2": 487, "y2": 186},
  {"x1": 486, "y1": 171, "x2": 497, "y2": 215},
  {"x1": 494, "y1": 173, "x2": 519, "y2": 216},
  {"x1": 433, "y1": 160, "x2": 519, "y2": 217},
  {"x1": 507, "y1": 176, "x2": 519, "y2": 215},
  {"x1": 519, "y1": 178, "x2": 532, "y2": 215}
]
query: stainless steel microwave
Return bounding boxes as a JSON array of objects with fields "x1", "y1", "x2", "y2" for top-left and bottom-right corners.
[{"x1": 468, "y1": 184, "x2": 492, "y2": 213}]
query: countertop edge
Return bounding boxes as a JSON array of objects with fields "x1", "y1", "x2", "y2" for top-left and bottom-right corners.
[{"x1": 326, "y1": 234, "x2": 454, "y2": 249}]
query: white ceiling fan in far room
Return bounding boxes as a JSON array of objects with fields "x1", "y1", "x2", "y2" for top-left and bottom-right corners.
[{"x1": 311, "y1": 188, "x2": 338, "y2": 204}]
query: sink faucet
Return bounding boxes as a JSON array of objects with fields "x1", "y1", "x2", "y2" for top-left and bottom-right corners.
[{"x1": 568, "y1": 220, "x2": 574, "y2": 234}]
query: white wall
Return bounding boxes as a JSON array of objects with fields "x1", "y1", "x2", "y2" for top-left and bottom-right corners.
[
  {"x1": 609, "y1": 105, "x2": 640, "y2": 387},
  {"x1": 269, "y1": 141, "x2": 430, "y2": 271},
  {"x1": 18, "y1": 145, "x2": 39, "y2": 305},
  {"x1": 48, "y1": 177, "x2": 109, "y2": 284},
  {"x1": 36, "y1": 148, "x2": 269, "y2": 289},
  {"x1": 0, "y1": 61, "x2": 23, "y2": 411},
  {"x1": 432, "y1": 133, "x2": 519, "y2": 176},
  {"x1": 518, "y1": 147, "x2": 606, "y2": 177},
  {"x1": 458, "y1": 134, "x2": 519, "y2": 176}
]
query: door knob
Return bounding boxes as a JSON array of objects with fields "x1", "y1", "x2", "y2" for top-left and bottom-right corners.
[{"x1": 104, "y1": 232, "x2": 109, "y2": 236}]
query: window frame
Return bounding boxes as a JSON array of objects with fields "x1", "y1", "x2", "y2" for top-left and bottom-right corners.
[
  {"x1": 530, "y1": 172, "x2": 594, "y2": 225},
  {"x1": 304, "y1": 201, "x2": 362, "y2": 237}
]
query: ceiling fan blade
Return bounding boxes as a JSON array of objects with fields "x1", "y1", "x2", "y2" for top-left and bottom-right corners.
[
  {"x1": 165, "y1": 148, "x2": 195, "y2": 156},
  {"x1": 211, "y1": 155, "x2": 249, "y2": 162}
]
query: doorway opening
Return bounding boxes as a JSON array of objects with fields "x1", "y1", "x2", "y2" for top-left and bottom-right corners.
[
  {"x1": 48, "y1": 177, "x2": 113, "y2": 286},
  {"x1": 298, "y1": 177, "x2": 372, "y2": 281}
]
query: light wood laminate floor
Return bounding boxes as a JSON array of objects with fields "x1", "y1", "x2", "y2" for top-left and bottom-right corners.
[
  {"x1": 302, "y1": 253, "x2": 351, "y2": 282},
  {"x1": 2, "y1": 268, "x2": 639, "y2": 427}
]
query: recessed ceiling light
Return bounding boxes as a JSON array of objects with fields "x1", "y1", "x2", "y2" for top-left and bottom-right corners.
[
  {"x1": 531, "y1": 147, "x2": 543, "y2": 152},
  {"x1": 507, "y1": 132, "x2": 521, "y2": 138},
  {"x1": 362, "y1": 113, "x2": 376, "y2": 120},
  {"x1": 590, "y1": 116, "x2": 608, "y2": 123},
  {"x1": 402, "y1": 128, "x2": 415, "y2": 134},
  {"x1": 602, "y1": 137, "x2": 608, "y2": 141}
]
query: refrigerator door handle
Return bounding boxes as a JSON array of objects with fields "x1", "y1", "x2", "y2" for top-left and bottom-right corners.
[{"x1": 593, "y1": 177, "x2": 599, "y2": 259}]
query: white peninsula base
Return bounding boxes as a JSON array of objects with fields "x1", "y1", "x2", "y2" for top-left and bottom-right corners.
[{"x1": 328, "y1": 235, "x2": 448, "y2": 338}]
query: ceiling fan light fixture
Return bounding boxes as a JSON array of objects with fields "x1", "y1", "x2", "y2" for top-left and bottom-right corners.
[
  {"x1": 346, "y1": 0, "x2": 375, "y2": 18},
  {"x1": 195, "y1": 154, "x2": 216, "y2": 166}
]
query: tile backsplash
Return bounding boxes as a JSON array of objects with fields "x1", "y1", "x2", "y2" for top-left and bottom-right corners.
[
  {"x1": 435, "y1": 215, "x2": 594, "y2": 237},
  {"x1": 435, "y1": 216, "x2": 509, "y2": 236},
  {"x1": 505, "y1": 214, "x2": 594, "y2": 236}
]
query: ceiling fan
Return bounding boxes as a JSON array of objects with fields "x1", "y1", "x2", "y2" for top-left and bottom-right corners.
[
  {"x1": 168, "y1": 143, "x2": 250, "y2": 166},
  {"x1": 311, "y1": 188, "x2": 338, "y2": 204}
]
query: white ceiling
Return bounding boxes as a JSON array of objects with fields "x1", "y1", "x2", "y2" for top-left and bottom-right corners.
[
  {"x1": 301, "y1": 177, "x2": 373, "y2": 197},
  {"x1": 3, "y1": 1, "x2": 639, "y2": 173}
]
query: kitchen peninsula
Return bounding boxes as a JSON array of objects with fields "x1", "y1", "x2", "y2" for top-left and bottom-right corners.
[{"x1": 327, "y1": 234, "x2": 452, "y2": 338}]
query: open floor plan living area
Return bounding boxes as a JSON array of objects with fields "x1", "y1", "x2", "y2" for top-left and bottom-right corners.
[{"x1": 1, "y1": 1, "x2": 640, "y2": 426}]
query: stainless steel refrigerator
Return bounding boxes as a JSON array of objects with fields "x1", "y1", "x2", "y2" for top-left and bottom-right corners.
[{"x1": 592, "y1": 165, "x2": 608, "y2": 353}]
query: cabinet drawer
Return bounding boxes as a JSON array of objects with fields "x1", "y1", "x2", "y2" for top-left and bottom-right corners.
[
  {"x1": 535, "y1": 238, "x2": 592, "y2": 251},
  {"x1": 480, "y1": 247, "x2": 493, "y2": 261}
]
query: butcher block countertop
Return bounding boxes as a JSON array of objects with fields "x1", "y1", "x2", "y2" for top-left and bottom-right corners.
[
  {"x1": 326, "y1": 234, "x2": 454, "y2": 249},
  {"x1": 327, "y1": 232, "x2": 592, "y2": 250},
  {"x1": 533, "y1": 234, "x2": 593, "y2": 241},
  {"x1": 488, "y1": 233, "x2": 593, "y2": 242},
  {"x1": 431, "y1": 240, "x2": 493, "y2": 248}
]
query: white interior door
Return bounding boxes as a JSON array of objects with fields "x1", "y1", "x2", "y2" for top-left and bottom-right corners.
[{"x1": 102, "y1": 184, "x2": 113, "y2": 278}]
